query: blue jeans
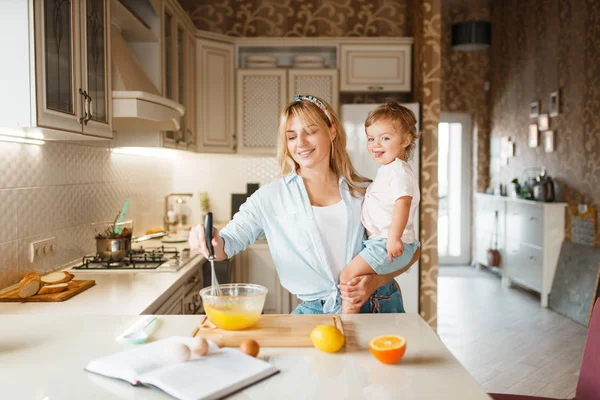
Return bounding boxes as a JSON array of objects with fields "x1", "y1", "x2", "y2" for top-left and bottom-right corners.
[{"x1": 291, "y1": 280, "x2": 405, "y2": 314}]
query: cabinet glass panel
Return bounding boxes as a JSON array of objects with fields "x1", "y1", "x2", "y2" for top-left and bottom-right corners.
[
  {"x1": 44, "y1": 0, "x2": 74, "y2": 114},
  {"x1": 177, "y1": 26, "x2": 185, "y2": 140},
  {"x1": 85, "y1": 0, "x2": 107, "y2": 123},
  {"x1": 164, "y1": 11, "x2": 174, "y2": 140}
]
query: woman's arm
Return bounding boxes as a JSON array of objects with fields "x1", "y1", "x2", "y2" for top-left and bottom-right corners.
[{"x1": 339, "y1": 247, "x2": 420, "y2": 306}]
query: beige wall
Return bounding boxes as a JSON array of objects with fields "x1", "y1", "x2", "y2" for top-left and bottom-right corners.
[{"x1": 489, "y1": 0, "x2": 600, "y2": 243}]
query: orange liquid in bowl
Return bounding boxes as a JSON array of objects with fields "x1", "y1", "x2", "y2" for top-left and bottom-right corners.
[{"x1": 204, "y1": 301, "x2": 261, "y2": 330}]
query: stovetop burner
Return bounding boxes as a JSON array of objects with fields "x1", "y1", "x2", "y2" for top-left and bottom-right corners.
[{"x1": 73, "y1": 246, "x2": 180, "y2": 270}]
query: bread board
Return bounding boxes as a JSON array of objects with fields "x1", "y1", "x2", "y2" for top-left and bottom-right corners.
[
  {"x1": 0, "y1": 280, "x2": 95, "y2": 302},
  {"x1": 191, "y1": 314, "x2": 343, "y2": 347}
]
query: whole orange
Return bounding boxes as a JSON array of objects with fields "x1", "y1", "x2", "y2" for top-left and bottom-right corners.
[
  {"x1": 368, "y1": 335, "x2": 407, "y2": 364},
  {"x1": 310, "y1": 325, "x2": 345, "y2": 353}
]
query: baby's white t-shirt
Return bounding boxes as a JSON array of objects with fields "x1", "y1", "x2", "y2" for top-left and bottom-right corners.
[{"x1": 361, "y1": 158, "x2": 420, "y2": 243}]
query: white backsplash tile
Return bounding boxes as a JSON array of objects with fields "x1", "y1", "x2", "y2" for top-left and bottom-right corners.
[
  {"x1": 0, "y1": 140, "x2": 174, "y2": 290},
  {"x1": 0, "y1": 241, "x2": 18, "y2": 288},
  {"x1": 0, "y1": 189, "x2": 17, "y2": 243}
]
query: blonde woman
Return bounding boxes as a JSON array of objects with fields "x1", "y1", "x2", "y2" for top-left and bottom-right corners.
[{"x1": 190, "y1": 95, "x2": 406, "y2": 314}]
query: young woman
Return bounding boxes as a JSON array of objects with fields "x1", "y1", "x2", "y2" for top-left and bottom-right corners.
[{"x1": 190, "y1": 95, "x2": 407, "y2": 314}]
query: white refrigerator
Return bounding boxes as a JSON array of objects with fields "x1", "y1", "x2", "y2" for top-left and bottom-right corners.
[{"x1": 341, "y1": 103, "x2": 420, "y2": 313}]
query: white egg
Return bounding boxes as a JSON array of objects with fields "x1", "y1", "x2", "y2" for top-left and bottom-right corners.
[
  {"x1": 164, "y1": 343, "x2": 191, "y2": 365},
  {"x1": 190, "y1": 337, "x2": 209, "y2": 357}
]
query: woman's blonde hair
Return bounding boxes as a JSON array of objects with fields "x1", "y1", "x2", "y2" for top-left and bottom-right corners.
[
  {"x1": 365, "y1": 102, "x2": 420, "y2": 161},
  {"x1": 277, "y1": 95, "x2": 369, "y2": 197}
]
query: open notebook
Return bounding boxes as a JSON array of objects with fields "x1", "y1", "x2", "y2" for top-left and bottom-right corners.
[{"x1": 85, "y1": 336, "x2": 279, "y2": 400}]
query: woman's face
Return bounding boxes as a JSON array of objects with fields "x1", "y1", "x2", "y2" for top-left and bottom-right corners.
[{"x1": 285, "y1": 115, "x2": 334, "y2": 170}]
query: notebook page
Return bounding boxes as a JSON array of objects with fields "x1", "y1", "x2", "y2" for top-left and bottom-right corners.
[
  {"x1": 140, "y1": 348, "x2": 279, "y2": 400},
  {"x1": 86, "y1": 337, "x2": 215, "y2": 385}
]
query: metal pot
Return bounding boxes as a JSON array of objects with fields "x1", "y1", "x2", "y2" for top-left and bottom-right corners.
[
  {"x1": 95, "y1": 232, "x2": 168, "y2": 260},
  {"x1": 533, "y1": 170, "x2": 555, "y2": 202}
]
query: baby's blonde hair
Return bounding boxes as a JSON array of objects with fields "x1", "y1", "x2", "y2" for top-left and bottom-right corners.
[
  {"x1": 364, "y1": 102, "x2": 420, "y2": 161},
  {"x1": 276, "y1": 96, "x2": 369, "y2": 197}
]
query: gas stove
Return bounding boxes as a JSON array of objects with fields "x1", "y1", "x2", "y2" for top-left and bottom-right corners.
[{"x1": 71, "y1": 246, "x2": 193, "y2": 272}]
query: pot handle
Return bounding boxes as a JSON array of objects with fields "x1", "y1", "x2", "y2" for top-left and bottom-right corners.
[{"x1": 133, "y1": 232, "x2": 168, "y2": 243}]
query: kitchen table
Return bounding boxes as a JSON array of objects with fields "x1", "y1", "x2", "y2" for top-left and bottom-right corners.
[{"x1": 0, "y1": 313, "x2": 491, "y2": 399}]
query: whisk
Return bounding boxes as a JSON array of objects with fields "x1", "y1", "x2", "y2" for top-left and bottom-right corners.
[{"x1": 205, "y1": 212, "x2": 222, "y2": 297}]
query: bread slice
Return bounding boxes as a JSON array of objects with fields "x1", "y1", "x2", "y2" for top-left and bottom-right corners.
[
  {"x1": 40, "y1": 271, "x2": 73, "y2": 285},
  {"x1": 37, "y1": 283, "x2": 68, "y2": 295},
  {"x1": 18, "y1": 273, "x2": 41, "y2": 298}
]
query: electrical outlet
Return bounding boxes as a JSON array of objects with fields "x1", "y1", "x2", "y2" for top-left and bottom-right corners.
[{"x1": 29, "y1": 237, "x2": 57, "y2": 263}]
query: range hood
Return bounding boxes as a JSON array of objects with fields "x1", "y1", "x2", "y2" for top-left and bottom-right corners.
[{"x1": 111, "y1": 23, "x2": 184, "y2": 132}]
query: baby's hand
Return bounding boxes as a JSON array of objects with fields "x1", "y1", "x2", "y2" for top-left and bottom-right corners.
[{"x1": 387, "y1": 238, "x2": 404, "y2": 262}]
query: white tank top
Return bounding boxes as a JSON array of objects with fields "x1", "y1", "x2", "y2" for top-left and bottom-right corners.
[{"x1": 312, "y1": 200, "x2": 347, "y2": 282}]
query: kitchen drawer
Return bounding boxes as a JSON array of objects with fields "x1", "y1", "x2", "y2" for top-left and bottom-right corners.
[
  {"x1": 506, "y1": 239, "x2": 542, "y2": 292},
  {"x1": 506, "y1": 202, "x2": 544, "y2": 247}
]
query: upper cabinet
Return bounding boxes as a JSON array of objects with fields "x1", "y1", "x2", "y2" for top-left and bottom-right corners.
[
  {"x1": 162, "y1": 1, "x2": 195, "y2": 150},
  {"x1": 236, "y1": 68, "x2": 338, "y2": 155},
  {"x1": 196, "y1": 39, "x2": 235, "y2": 153},
  {"x1": 0, "y1": 0, "x2": 112, "y2": 140},
  {"x1": 340, "y1": 43, "x2": 412, "y2": 92}
]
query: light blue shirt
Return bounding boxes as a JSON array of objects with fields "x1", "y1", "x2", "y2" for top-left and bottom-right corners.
[{"x1": 219, "y1": 171, "x2": 367, "y2": 313}]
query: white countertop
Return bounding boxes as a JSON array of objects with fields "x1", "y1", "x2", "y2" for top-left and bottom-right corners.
[
  {"x1": 475, "y1": 192, "x2": 567, "y2": 207},
  {"x1": 0, "y1": 314, "x2": 491, "y2": 400},
  {"x1": 0, "y1": 240, "x2": 205, "y2": 315}
]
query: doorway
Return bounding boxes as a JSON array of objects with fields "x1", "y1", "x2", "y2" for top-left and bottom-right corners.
[{"x1": 438, "y1": 113, "x2": 472, "y2": 265}]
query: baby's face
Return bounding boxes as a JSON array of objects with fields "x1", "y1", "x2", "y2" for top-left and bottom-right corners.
[{"x1": 366, "y1": 121, "x2": 407, "y2": 165}]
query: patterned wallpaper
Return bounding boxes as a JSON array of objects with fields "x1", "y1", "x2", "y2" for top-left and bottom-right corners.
[
  {"x1": 179, "y1": 0, "x2": 411, "y2": 36},
  {"x1": 490, "y1": 0, "x2": 600, "y2": 238},
  {"x1": 441, "y1": 0, "x2": 491, "y2": 193},
  {"x1": 411, "y1": 0, "x2": 441, "y2": 330},
  {"x1": 180, "y1": 0, "x2": 441, "y2": 326}
]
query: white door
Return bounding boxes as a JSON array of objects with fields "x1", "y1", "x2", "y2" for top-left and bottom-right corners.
[
  {"x1": 341, "y1": 103, "x2": 420, "y2": 313},
  {"x1": 438, "y1": 113, "x2": 472, "y2": 265}
]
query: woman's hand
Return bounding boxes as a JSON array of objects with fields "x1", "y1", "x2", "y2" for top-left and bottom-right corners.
[
  {"x1": 189, "y1": 224, "x2": 227, "y2": 261},
  {"x1": 338, "y1": 274, "x2": 387, "y2": 307}
]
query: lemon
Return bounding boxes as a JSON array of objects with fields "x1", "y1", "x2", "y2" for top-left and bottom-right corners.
[{"x1": 310, "y1": 325, "x2": 345, "y2": 353}]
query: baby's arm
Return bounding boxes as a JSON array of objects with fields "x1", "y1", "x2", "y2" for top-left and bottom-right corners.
[{"x1": 386, "y1": 196, "x2": 412, "y2": 262}]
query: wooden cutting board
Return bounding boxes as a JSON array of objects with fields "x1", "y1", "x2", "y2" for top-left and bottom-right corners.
[
  {"x1": 191, "y1": 314, "x2": 343, "y2": 347},
  {"x1": 0, "y1": 280, "x2": 95, "y2": 302}
]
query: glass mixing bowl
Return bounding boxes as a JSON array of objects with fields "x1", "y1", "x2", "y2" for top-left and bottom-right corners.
[{"x1": 200, "y1": 284, "x2": 268, "y2": 330}]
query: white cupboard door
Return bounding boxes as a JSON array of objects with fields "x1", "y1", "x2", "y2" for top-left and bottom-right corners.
[
  {"x1": 80, "y1": 0, "x2": 112, "y2": 138},
  {"x1": 340, "y1": 44, "x2": 411, "y2": 92},
  {"x1": 236, "y1": 69, "x2": 287, "y2": 155},
  {"x1": 288, "y1": 69, "x2": 339, "y2": 114},
  {"x1": 245, "y1": 243, "x2": 291, "y2": 314},
  {"x1": 197, "y1": 39, "x2": 235, "y2": 152},
  {"x1": 34, "y1": 0, "x2": 84, "y2": 133}
]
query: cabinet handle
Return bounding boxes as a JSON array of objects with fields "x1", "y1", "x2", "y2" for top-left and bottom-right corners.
[
  {"x1": 529, "y1": 217, "x2": 537, "y2": 221},
  {"x1": 529, "y1": 255, "x2": 535, "y2": 260},
  {"x1": 367, "y1": 86, "x2": 384, "y2": 91},
  {"x1": 78, "y1": 88, "x2": 88, "y2": 124},
  {"x1": 85, "y1": 95, "x2": 93, "y2": 125}
]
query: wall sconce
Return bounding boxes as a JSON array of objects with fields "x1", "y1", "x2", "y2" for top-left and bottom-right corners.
[{"x1": 451, "y1": 20, "x2": 491, "y2": 51}]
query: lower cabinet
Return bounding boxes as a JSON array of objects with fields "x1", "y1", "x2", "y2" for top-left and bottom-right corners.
[
  {"x1": 154, "y1": 285, "x2": 185, "y2": 315},
  {"x1": 473, "y1": 193, "x2": 566, "y2": 307},
  {"x1": 234, "y1": 241, "x2": 296, "y2": 314}
]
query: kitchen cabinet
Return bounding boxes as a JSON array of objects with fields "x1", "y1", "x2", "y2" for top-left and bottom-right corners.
[
  {"x1": 0, "y1": 0, "x2": 113, "y2": 140},
  {"x1": 162, "y1": 0, "x2": 195, "y2": 151},
  {"x1": 473, "y1": 193, "x2": 566, "y2": 307},
  {"x1": 340, "y1": 43, "x2": 412, "y2": 92},
  {"x1": 236, "y1": 68, "x2": 338, "y2": 155},
  {"x1": 154, "y1": 285, "x2": 185, "y2": 315},
  {"x1": 234, "y1": 241, "x2": 294, "y2": 314},
  {"x1": 196, "y1": 39, "x2": 235, "y2": 153}
]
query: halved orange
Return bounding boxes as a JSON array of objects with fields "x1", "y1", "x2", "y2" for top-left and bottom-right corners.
[{"x1": 368, "y1": 335, "x2": 407, "y2": 364}]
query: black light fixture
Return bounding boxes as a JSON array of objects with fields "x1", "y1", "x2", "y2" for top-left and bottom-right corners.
[{"x1": 451, "y1": 20, "x2": 491, "y2": 51}]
